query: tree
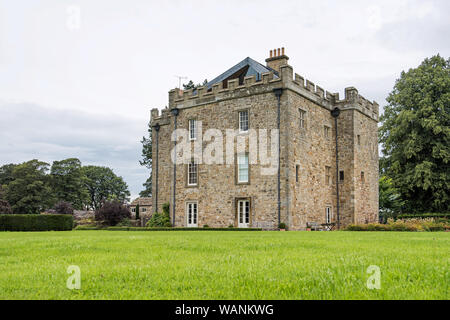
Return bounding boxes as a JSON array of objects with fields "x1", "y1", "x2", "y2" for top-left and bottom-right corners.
[
  {"x1": 379, "y1": 176, "x2": 404, "y2": 223},
  {"x1": 139, "y1": 121, "x2": 152, "y2": 197},
  {"x1": 53, "y1": 201, "x2": 74, "y2": 215},
  {"x1": 380, "y1": 55, "x2": 450, "y2": 213},
  {"x1": 50, "y1": 158, "x2": 88, "y2": 209},
  {"x1": 183, "y1": 79, "x2": 208, "y2": 90},
  {"x1": 95, "y1": 200, "x2": 131, "y2": 226},
  {"x1": 0, "y1": 185, "x2": 12, "y2": 214},
  {"x1": 5, "y1": 160, "x2": 54, "y2": 214},
  {"x1": 0, "y1": 163, "x2": 17, "y2": 186},
  {"x1": 82, "y1": 165, "x2": 130, "y2": 210},
  {"x1": 135, "y1": 203, "x2": 140, "y2": 220}
]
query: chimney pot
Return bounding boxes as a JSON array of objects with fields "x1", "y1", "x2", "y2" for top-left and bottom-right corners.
[{"x1": 265, "y1": 47, "x2": 290, "y2": 73}]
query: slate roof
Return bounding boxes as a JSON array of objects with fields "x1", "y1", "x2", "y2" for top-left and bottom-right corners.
[
  {"x1": 205, "y1": 57, "x2": 279, "y2": 90},
  {"x1": 130, "y1": 197, "x2": 152, "y2": 206}
]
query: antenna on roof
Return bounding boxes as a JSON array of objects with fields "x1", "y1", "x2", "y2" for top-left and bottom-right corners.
[{"x1": 174, "y1": 75, "x2": 188, "y2": 89}]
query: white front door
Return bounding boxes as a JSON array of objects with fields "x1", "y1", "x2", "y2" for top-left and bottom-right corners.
[
  {"x1": 186, "y1": 202, "x2": 198, "y2": 227},
  {"x1": 238, "y1": 200, "x2": 250, "y2": 228}
]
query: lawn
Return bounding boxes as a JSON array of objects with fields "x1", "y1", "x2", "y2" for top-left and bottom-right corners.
[{"x1": 0, "y1": 230, "x2": 448, "y2": 300}]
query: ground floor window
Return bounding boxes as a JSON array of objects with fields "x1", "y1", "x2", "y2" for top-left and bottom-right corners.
[
  {"x1": 237, "y1": 199, "x2": 250, "y2": 228},
  {"x1": 186, "y1": 202, "x2": 198, "y2": 227}
]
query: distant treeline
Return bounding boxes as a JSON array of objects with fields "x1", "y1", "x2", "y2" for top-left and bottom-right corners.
[{"x1": 0, "y1": 158, "x2": 130, "y2": 214}]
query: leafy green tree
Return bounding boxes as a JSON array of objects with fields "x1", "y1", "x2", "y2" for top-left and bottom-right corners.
[
  {"x1": 95, "y1": 200, "x2": 131, "y2": 226},
  {"x1": 135, "y1": 203, "x2": 140, "y2": 220},
  {"x1": 139, "y1": 176, "x2": 152, "y2": 197},
  {"x1": 50, "y1": 158, "x2": 88, "y2": 209},
  {"x1": 379, "y1": 176, "x2": 404, "y2": 222},
  {"x1": 0, "y1": 163, "x2": 17, "y2": 187},
  {"x1": 5, "y1": 160, "x2": 55, "y2": 214},
  {"x1": 380, "y1": 55, "x2": 450, "y2": 213},
  {"x1": 0, "y1": 185, "x2": 12, "y2": 214},
  {"x1": 140, "y1": 122, "x2": 152, "y2": 197},
  {"x1": 183, "y1": 79, "x2": 208, "y2": 90},
  {"x1": 82, "y1": 165, "x2": 130, "y2": 210}
]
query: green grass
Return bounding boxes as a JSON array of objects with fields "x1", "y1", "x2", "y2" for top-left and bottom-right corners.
[{"x1": 0, "y1": 231, "x2": 448, "y2": 299}]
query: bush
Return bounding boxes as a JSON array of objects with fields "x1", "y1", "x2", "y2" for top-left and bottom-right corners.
[
  {"x1": 397, "y1": 213, "x2": 449, "y2": 220},
  {"x1": 345, "y1": 218, "x2": 447, "y2": 232},
  {"x1": 53, "y1": 201, "x2": 74, "y2": 215},
  {"x1": 95, "y1": 200, "x2": 131, "y2": 226},
  {"x1": 74, "y1": 225, "x2": 102, "y2": 230},
  {"x1": 146, "y1": 202, "x2": 171, "y2": 228},
  {"x1": 146, "y1": 211, "x2": 172, "y2": 228},
  {"x1": 0, "y1": 214, "x2": 73, "y2": 231},
  {"x1": 278, "y1": 222, "x2": 287, "y2": 230},
  {"x1": 117, "y1": 218, "x2": 132, "y2": 227},
  {"x1": 0, "y1": 199, "x2": 12, "y2": 214}
]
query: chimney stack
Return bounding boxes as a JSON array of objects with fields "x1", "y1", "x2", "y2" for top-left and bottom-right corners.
[{"x1": 265, "y1": 47, "x2": 289, "y2": 74}]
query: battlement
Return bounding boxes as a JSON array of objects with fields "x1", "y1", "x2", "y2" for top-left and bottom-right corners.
[
  {"x1": 290, "y1": 70, "x2": 379, "y2": 121},
  {"x1": 161, "y1": 53, "x2": 378, "y2": 122},
  {"x1": 168, "y1": 71, "x2": 281, "y2": 108}
]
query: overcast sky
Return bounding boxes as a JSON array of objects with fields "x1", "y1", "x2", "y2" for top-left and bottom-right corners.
[{"x1": 0, "y1": 0, "x2": 449, "y2": 199}]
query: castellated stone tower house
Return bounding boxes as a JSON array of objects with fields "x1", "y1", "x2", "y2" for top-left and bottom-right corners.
[{"x1": 151, "y1": 48, "x2": 379, "y2": 230}]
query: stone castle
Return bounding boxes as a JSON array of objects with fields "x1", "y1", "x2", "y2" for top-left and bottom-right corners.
[{"x1": 150, "y1": 48, "x2": 379, "y2": 230}]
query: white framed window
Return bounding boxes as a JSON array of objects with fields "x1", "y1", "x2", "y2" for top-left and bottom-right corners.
[
  {"x1": 189, "y1": 119, "x2": 197, "y2": 141},
  {"x1": 131, "y1": 208, "x2": 136, "y2": 213},
  {"x1": 299, "y1": 109, "x2": 306, "y2": 129},
  {"x1": 326, "y1": 207, "x2": 332, "y2": 224},
  {"x1": 237, "y1": 154, "x2": 249, "y2": 183},
  {"x1": 188, "y1": 159, "x2": 198, "y2": 186},
  {"x1": 186, "y1": 202, "x2": 198, "y2": 227},
  {"x1": 239, "y1": 110, "x2": 249, "y2": 133},
  {"x1": 141, "y1": 208, "x2": 147, "y2": 212},
  {"x1": 237, "y1": 199, "x2": 250, "y2": 228}
]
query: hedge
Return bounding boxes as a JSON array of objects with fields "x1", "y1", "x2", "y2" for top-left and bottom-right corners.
[
  {"x1": 106, "y1": 227, "x2": 262, "y2": 231},
  {"x1": 397, "y1": 213, "x2": 449, "y2": 219},
  {"x1": 0, "y1": 214, "x2": 73, "y2": 231}
]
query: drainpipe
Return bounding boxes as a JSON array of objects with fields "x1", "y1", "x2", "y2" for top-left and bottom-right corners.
[
  {"x1": 273, "y1": 88, "x2": 283, "y2": 226},
  {"x1": 331, "y1": 107, "x2": 341, "y2": 229},
  {"x1": 153, "y1": 123, "x2": 160, "y2": 213},
  {"x1": 171, "y1": 108, "x2": 179, "y2": 226}
]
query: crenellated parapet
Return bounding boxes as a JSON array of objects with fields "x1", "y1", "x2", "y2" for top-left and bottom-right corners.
[
  {"x1": 163, "y1": 59, "x2": 378, "y2": 122},
  {"x1": 167, "y1": 71, "x2": 282, "y2": 110},
  {"x1": 288, "y1": 69, "x2": 378, "y2": 121},
  {"x1": 336, "y1": 87, "x2": 379, "y2": 121}
]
